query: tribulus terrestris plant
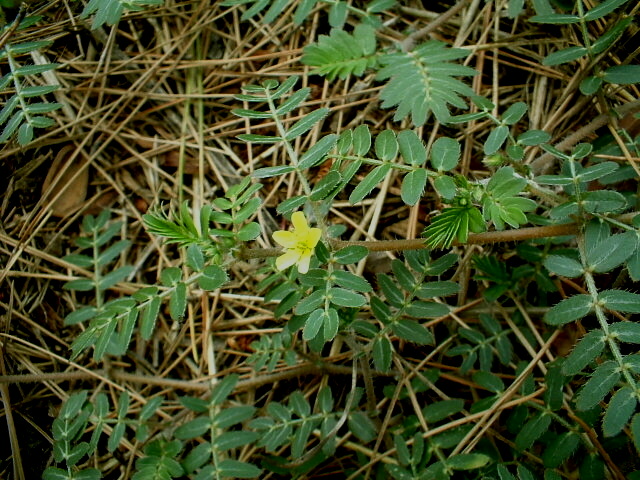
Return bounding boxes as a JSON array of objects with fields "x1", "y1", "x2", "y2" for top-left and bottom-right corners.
[{"x1": 1, "y1": 0, "x2": 639, "y2": 479}]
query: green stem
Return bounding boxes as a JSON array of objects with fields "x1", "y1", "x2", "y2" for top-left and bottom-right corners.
[
  {"x1": 581, "y1": 260, "x2": 638, "y2": 394},
  {"x1": 265, "y1": 86, "x2": 330, "y2": 238}
]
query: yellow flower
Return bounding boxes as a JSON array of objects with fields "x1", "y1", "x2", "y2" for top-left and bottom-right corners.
[{"x1": 272, "y1": 211, "x2": 322, "y2": 274}]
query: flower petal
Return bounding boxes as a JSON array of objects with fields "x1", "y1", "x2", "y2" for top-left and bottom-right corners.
[
  {"x1": 272, "y1": 231, "x2": 297, "y2": 248},
  {"x1": 297, "y1": 253, "x2": 312, "y2": 274},
  {"x1": 291, "y1": 211, "x2": 309, "y2": 232},
  {"x1": 307, "y1": 228, "x2": 322, "y2": 248},
  {"x1": 276, "y1": 250, "x2": 300, "y2": 271}
]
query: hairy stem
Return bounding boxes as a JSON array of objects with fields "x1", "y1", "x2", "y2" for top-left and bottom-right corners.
[{"x1": 240, "y1": 222, "x2": 580, "y2": 260}]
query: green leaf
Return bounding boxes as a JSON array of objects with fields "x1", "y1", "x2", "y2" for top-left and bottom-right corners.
[
  {"x1": 575, "y1": 361, "x2": 621, "y2": 411},
  {"x1": 183, "y1": 442, "x2": 211, "y2": 473},
  {"x1": 198, "y1": 265, "x2": 227, "y2": 290},
  {"x1": 391, "y1": 259, "x2": 416, "y2": 291},
  {"x1": 372, "y1": 336, "x2": 393, "y2": 372},
  {"x1": 348, "y1": 411, "x2": 377, "y2": 443},
  {"x1": 515, "y1": 412, "x2": 551, "y2": 450},
  {"x1": 424, "y1": 205, "x2": 485, "y2": 248},
  {"x1": 543, "y1": 432, "x2": 580, "y2": 468},
  {"x1": 405, "y1": 301, "x2": 450, "y2": 318},
  {"x1": 298, "y1": 134, "x2": 338, "y2": 170},
  {"x1": 323, "y1": 308, "x2": 340, "y2": 340},
  {"x1": 61, "y1": 391, "x2": 89, "y2": 418},
  {"x1": 378, "y1": 273, "x2": 404, "y2": 307},
  {"x1": 502, "y1": 102, "x2": 528, "y2": 124},
  {"x1": 610, "y1": 322, "x2": 640, "y2": 343},
  {"x1": 517, "y1": 129, "x2": 551, "y2": 146},
  {"x1": 486, "y1": 166, "x2": 525, "y2": 195},
  {"x1": 580, "y1": 76, "x2": 603, "y2": 95},
  {"x1": 64, "y1": 278, "x2": 95, "y2": 291},
  {"x1": 328, "y1": 0, "x2": 347, "y2": 27},
  {"x1": 232, "y1": 108, "x2": 272, "y2": 119},
  {"x1": 214, "y1": 405, "x2": 255, "y2": 428},
  {"x1": 544, "y1": 362, "x2": 565, "y2": 410},
  {"x1": 329, "y1": 287, "x2": 366, "y2": 307},
  {"x1": 218, "y1": 459, "x2": 262, "y2": 478},
  {"x1": 392, "y1": 319, "x2": 434, "y2": 345},
  {"x1": 253, "y1": 165, "x2": 295, "y2": 178},
  {"x1": 332, "y1": 271, "x2": 372, "y2": 292},
  {"x1": 0, "y1": 96, "x2": 19, "y2": 125},
  {"x1": 108, "y1": 422, "x2": 126, "y2": 452},
  {"x1": 17, "y1": 123, "x2": 33, "y2": 145},
  {"x1": 578, "y1": 162, "x2": 618, "y2": 182},
  {"x1": 215, "y1": 431, "x2": 259, "y2": 451},
  {"x1": 65, "y1": 306, "x2": 98, "y2": 326},
  {"x1": 603, "y1": 65, "x2": 640, "y2": 85},
  {"x1": 169, "y1": 282, "x2": 187, "y2": 321},
  {"x1": 582, "y1": 190, "x2": 627, "y2": 214},
  {"x1": 43, "y1": 468, "x2": 73, "y2": 480},
  {"x1": 21, "y1": 85, "x2": 60, "y2": 97},
  {"x1": 275, "y1": 87, "x2": 308, "y2": 115},
  {"x1": 95, "y1": 240, "x2": 131, "y2": 267},
  {"x1": 352, "y1": 124, "x2": 372, "y2": 156},
  {"x1": 333, "y1": 245, "x2": 369, "y2": 264},
  {"x1": 238, "y1": 133, "x2": 283, "y2": 144},
  {"x1": 473, "y1": 370, "x2": 504, "y2": 393},
  {"x1": 603, "y1": 386, "x2": 637, "y2": 437},
  {"x1": 401, "y1": 168, "x2": 428, "y2": 206},
  {"x1": 397, "y1": 130, "x2": 427, "y2": 166},
  {"x1": 349, "y1": 163, "x2": 391, "y2": 204},
  {"x1": 423, "y1": 399, "x2": 465, "y2": 422},
  {"x1": 544, "y1": 255, "x2": 583, "y2": 278},
  {"x1": 210, "y1": 374, "x2": 239, "y2": 405},
  {"x1": 484, "y1": 125, "x2": 509, "y2": 155},
  {"x1": 543, "y1": 46, "x2": 588, "y2": 65},
  {"x1": 186, "y1": 244, "x2": 205, "y2": 271},
  {"x1": 310, "y1": 170, "x2": 342, "y2": 201},
  {"x1": 591, "y1": 16, "x2": 634, "y2": 54},
  {"x1": 393, "y1": 434, "x2": 412, "y2": 467},
  {"x1": 375, "y1": 129, "x2": 399, "y2": 161},
  {"x1": 302, "y1": 309, "x2": 324, "y2": 340},
  {"x1": 285, "y1": 108, "x2": 329, "y2": 140},
  {"x1": 584, "y1": 0, "x2": 629, "y2": 20},
  {"x1": 434, "y1": 175, "x2": 457, "y2": 199},
  {"x1": 0, "y1": 111, "x2": 25, "y2": 142},
  {"x1": 377, "y1": 41, "x2": 476, "y2": 125},
  {"x1": 631, "y1": 413, "x2": 640, "y2": 451},
  {"x1": 302, "y1": 25, "x2": 377, "y2": 80},
  {"x1": 238, "y1": 222, "x2": 261, "y2": 241},
  {"x1": 296, "y1": 290, "x2": 325, "y2": 315},
  {"x1": 506, "y1": 144, "x2": 524, "y2": 161},
  {"x1": 447, "y1": 453, "x2": 491, "y2": 470},
  {"x1": 599, "y1": 289, "x2": 640, "y2": 313},
  {"x1": 417, "y1": 281, "x2": 460, "y2": 298},
  {"x1": 431, "y1": 136, "x2": 460, "y2": 171},
  {"x1": 234, "y1": 197, "x2": 261, "y2": 224},
  {"x1": 448, "y1": 111, "x2": 488, "y2": 123},
  {"x1": 277, "y1": 195, "x2": 306, "y2": 215},
  {"x1": 586, "y1": 232, "x2": 635, "y2": 273},
  {"x1": 160, "y1": 267, "x2": 182, "y2": 287},
  {"x1": 544, "y1": 294, "x2": 592, "y2": 325},
  {"x1": 562, "y1": 329, "x2": 605, "y2": 376},
  {"x1": 497, "y1": 465, "x2": 517, "y2": 480}
]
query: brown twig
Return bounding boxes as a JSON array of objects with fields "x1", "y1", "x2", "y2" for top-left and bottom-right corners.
[{"x1": 239, "y1": 222, "x2": 580, "y2": 260}]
